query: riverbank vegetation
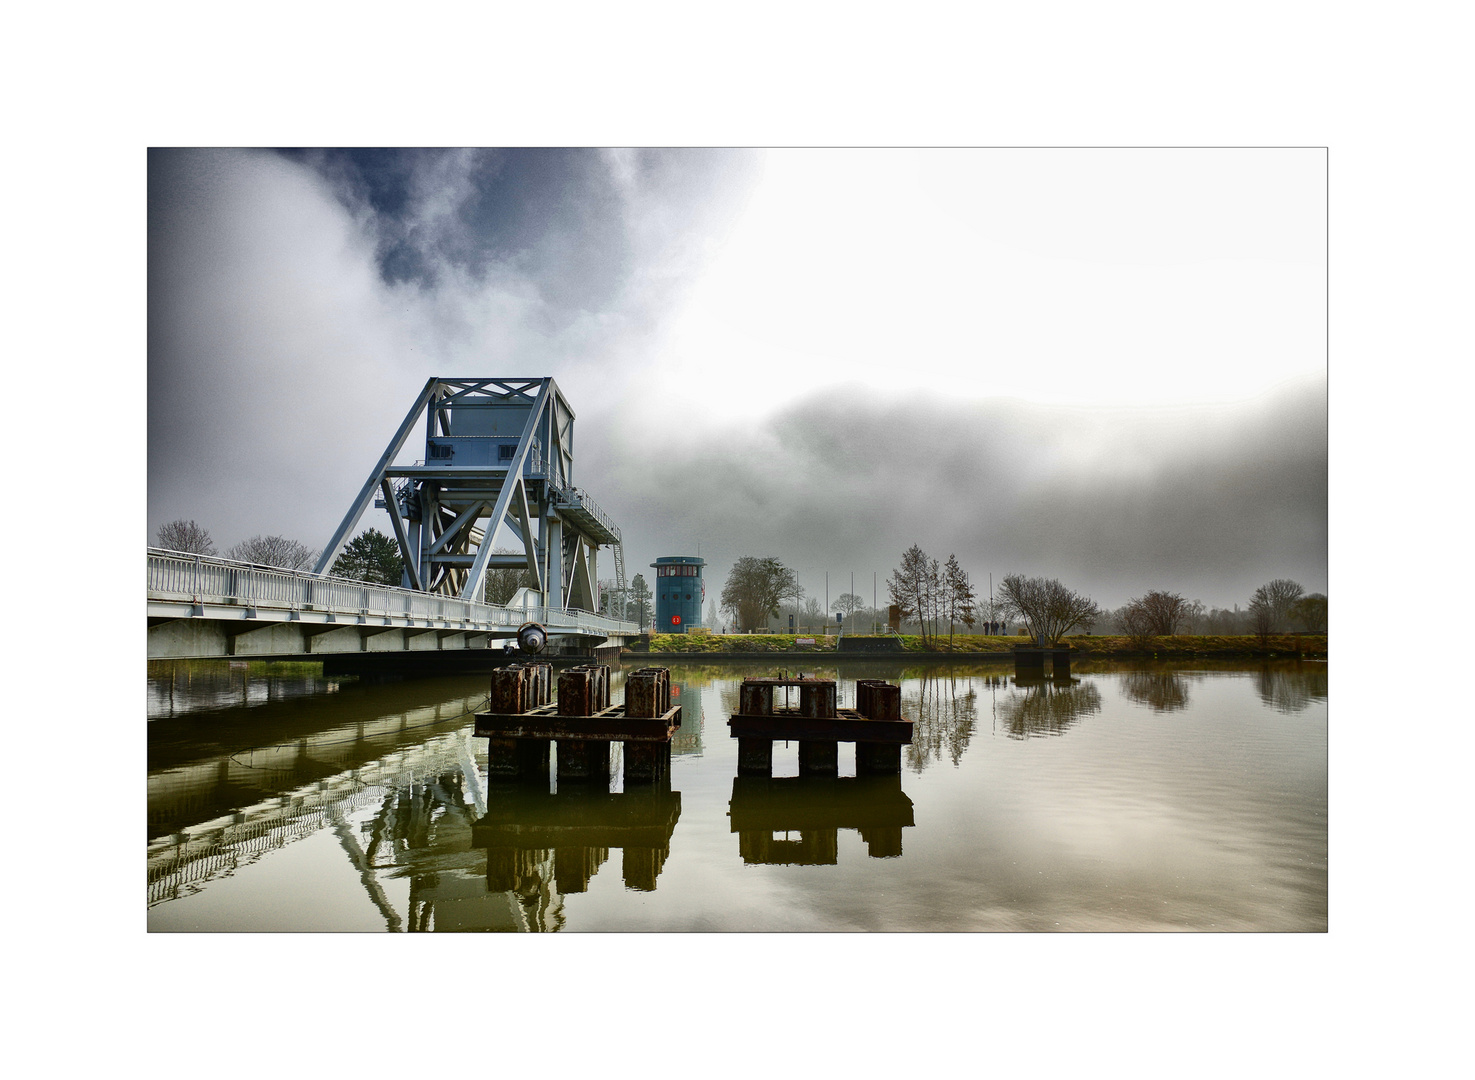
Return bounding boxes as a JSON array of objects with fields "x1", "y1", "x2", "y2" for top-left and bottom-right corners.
[{"x1": 636, "y1": 632, "x2": 1325, "y2": 659}]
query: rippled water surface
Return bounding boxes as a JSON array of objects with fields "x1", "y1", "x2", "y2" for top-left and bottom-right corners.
[{"x1": 147, "y1": 658, "x2": 1327, "y2": 931}]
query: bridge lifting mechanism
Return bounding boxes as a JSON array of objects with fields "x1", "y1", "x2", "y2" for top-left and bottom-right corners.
[{"x1": 316, "y1": 378, "x2": 627, "y2": 620}]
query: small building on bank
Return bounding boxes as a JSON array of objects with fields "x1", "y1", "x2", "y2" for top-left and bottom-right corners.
[{"x1": 651, "y1": 555, "x2": 706, "y2": 633}]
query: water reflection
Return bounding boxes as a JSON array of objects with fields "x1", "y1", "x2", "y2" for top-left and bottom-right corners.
[
  {"x1": 729, "y1": 774, "x2": 914, "y2": 863},
  {"x1": 1255, "y1": 663, "x2": 1328, "y2": 714},
  {"x1": 147, "y1": 680, "x2": 492, "y2": 840},
  {"x1": 148, "y1": 731, "x2": 487, "y2": 918},
  {"x1": 903, "y1": 670, "x2": 980, "y2": 769},
  {"x1": 147, "y1": 659, "x2": 348, "y2": 718},
  {"x1": 473, "y1": 783, "x2": 682, "y2": 896},
  {"x1": 147, "y1": 657, "x2": 1328, "y2": 931},
  {"x1": 1120, "y1": 669, "x2": 1196, "y2": 713},
  {"x1": 994, "y1": 676, "x2": 1103, "y2": 739},
  {"x1": 670, "y1": 678, "x2": 704, "y2": 756},
  {"x1": 354, "y1": 768, "x2": 484, "y2": 931}
]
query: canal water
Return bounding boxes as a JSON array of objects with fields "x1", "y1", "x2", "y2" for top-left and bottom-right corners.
[{"x1": 146, "y1": 658, "x2": 1327, "y2": 932}]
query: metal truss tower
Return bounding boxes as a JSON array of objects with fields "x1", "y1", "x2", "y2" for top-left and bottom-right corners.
[{"x1": 315, "y1": 377, "x2": 623, "y2": 612}]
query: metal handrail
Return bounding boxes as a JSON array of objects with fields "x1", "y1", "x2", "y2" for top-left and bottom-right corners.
[
  {"x1": 548, "y1": 484, "x2": 621, "y2": 542},
  {"x1": 146, "y1": 549, "x2": 638, "y2": 635}
]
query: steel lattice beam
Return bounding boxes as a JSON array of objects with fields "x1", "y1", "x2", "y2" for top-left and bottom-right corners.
[{"x1": 315, "y1": 377, "x2": 621, "y2": 618}]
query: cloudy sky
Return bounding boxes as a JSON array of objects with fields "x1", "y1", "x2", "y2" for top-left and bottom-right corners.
[{"x1": 148, "y1": 147, "x2": 1326, "y2": 612}]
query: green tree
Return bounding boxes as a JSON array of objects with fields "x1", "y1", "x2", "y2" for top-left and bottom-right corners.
[
  {"x1": 721, "y1": 557, "x2": 797, "y2": 633},
  {"x1": 329, "y1": 528, "x2": 403, "y2": 586}
]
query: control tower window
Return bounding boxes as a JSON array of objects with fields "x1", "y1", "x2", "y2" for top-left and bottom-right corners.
[
  {"x1": 498, "y1": 444, "x2": 515, "y2": 461},
  {"x1": 429, "y1": 442, "x2": 452, "y2": 459}
]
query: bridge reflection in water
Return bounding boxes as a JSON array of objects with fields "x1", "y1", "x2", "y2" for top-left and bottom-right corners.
[
  {"x1": 149, "y1": 739, "x2": 688, "y2": 931},
  {"x1": 147, "y1": 660, "x2": 698, "y2": 931}
]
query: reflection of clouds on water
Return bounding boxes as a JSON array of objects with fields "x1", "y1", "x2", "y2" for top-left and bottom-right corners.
[
  {"x1": 1255, "y1": 665, "x2": 1328, "y2": 714},
  {"x1": 995, "y1": 679, "x2": 1103, "y2": 739},
  {"x1": 903, "y1": 673, "x2": 979, "y2": 771},
  {"x1": 1119, "y1": 669, "x2": 1197, "y2": 713}
]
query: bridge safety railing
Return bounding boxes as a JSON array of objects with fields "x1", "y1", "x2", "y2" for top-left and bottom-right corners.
[
  {"x1": 550, "y1": 484, "x2": 621, "y2": 542},
  {"x1": 147, "y1": 549, "x2": 639, "y2": 635}
]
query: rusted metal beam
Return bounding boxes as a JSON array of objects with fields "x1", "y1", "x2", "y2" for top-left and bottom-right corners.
[
  {"x1": 726, "y1": 710, "x2": 912, "y2": 744},
  {"x1": 475, "y1": 703, "x2": 679, "y2": 743}
]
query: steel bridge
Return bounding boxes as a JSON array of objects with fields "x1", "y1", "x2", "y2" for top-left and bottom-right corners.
[{"x1": 148, "y1": 376, "x2": 640, "y2": 661}]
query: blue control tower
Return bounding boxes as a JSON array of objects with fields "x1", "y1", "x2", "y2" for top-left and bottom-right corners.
[{"x1": 652, "y1": 555, "x2": 706, "y2": 632}]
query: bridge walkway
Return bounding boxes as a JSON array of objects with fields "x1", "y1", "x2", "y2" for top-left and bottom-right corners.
[{"x1": 147, "y1": 548, "x2": 638, "y2": 661}]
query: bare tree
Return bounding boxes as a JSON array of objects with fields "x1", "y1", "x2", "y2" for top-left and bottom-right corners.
[
  {"x1": 1249, "y1": 578, "x2": 1304, "y2": 633},
  {"x1": 782, "y1": 576, "x2": 807, "y2": 632},
  {"x1": 924, "y1": 556, "x2": 943, "y2": 642},
  {"x1": 226, "y1": 534, "x2": 319, "y2": 571},
  {"x1": 801, "y1": 596, "x2": 825, "y2": 632},
  {"x1": 1291, "y1": 593, "x2": 1327, "y2": 633},
  {"x1": 887, "y1": 545, "x2": 933, "y2": 646},
  {"x1": 943, "y1": 554, "x2": 977, "y2": 648},
  {"x1": 1203, "y1": 605, "x2": 1252, "y2": 635},
  {"x1": 1249, "y1": 598, "x2": 1278, "y2": 646},
  {"x1": 598, "y1": 577, "x2": 622, "y2": 618},
  {"x1": 1117, "y1": 602, "x2": 1157, "y2": 647},
  {"x1": 1118, "y1": 590, "x2": 1191, "y2": 638},
  {"x1": 629, "y1": 573, "x2": 651, "y2": 630},
  {"x1": 997, "y1": 574, "x2": 1100, "y2": 646},
  {"x1": 156, "y1": 519, "x2": 216, "y2": 555},
  {"x1": 485, "y1": 549, "x2": 539, "y2": 606}
]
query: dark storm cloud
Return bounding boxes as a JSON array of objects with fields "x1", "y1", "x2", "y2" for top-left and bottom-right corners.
[
  {"x1": 275, "y1": 147, "x2": 749, "y2": 318},
  {"x1": 614, "y1": 378, "x2": 1327, "y2": 611},
  {"x1": 147, "y1": 147, "x2": 760, "y2": 551}
]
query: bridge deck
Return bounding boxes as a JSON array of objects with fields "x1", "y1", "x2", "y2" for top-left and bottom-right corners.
[{"x1": 147, "y1": 548, "x2": 638, "y2": 659}]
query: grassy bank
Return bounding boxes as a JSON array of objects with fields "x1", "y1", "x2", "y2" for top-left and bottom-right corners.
[{"x1": 635, "y1": 633, "x2": 1326, "y2": 659}]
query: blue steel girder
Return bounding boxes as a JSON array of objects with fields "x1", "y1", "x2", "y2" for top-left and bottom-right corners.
[{"x1": 316, "y1": 377, "x2": 616, "y2": 613}]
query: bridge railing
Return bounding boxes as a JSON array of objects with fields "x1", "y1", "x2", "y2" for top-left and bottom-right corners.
[{"x1": 147, "y1": 549, "x2": 638, "y2": 635}]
